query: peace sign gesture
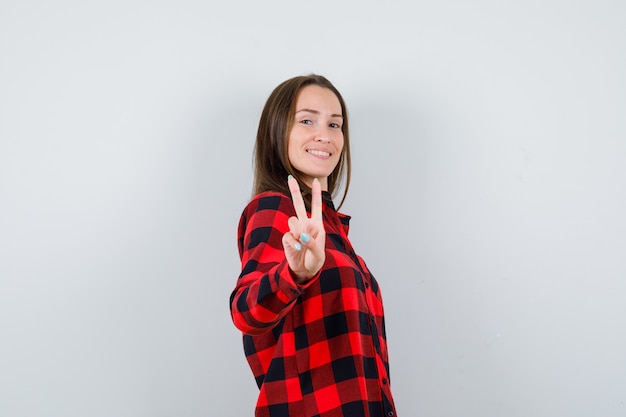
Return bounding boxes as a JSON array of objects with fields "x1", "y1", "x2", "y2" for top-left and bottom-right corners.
[{"x1": 282, "y1": 176, "x2": 326, "y2": 284}]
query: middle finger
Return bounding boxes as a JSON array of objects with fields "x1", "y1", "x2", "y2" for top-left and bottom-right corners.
[{"x1": 287, "y1": 176, "x2": 308, "y2": 220}]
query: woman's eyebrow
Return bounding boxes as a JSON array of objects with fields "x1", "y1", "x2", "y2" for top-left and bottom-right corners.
[{"x1": 296, "y1": 108, "x2": 343, "y2": 118}]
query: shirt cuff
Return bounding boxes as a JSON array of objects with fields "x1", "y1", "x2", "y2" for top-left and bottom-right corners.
[{"x1": 276, "y1": 260, "x2": 321, "y2": 298}]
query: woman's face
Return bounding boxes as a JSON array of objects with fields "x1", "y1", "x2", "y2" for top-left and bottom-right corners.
[{"x1": 287, "y1": 85, "x2": 344, "y2": 190}]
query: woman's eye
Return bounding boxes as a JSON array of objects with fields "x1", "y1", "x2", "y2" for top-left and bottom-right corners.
[
  {"x1": 330, "y1": 122, "x2": 341, "y2": 129},
  {"x1": 300, "y1": 119, "x2": 313, "y2": 125}
]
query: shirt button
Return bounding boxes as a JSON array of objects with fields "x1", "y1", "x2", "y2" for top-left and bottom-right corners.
[
  {"x1": 365, "y1": 281, "x2": 370, "y2": 288},
  {"x1": 387, "y1": 411, "x2": 394, "y2": 417},
  {"x1": 382, "y1": 378, "x2": 388, "y2": 385}
]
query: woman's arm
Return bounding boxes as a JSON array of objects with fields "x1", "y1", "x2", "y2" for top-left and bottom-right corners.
[{"x1": 230, "y1": 178, "x2": 326, "y2": 335}]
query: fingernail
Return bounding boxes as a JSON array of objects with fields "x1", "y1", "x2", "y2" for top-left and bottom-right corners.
[
  {"x1": 288, "y1": 175, "x2": 294, "y2": 180},
  {"x1": 294, "y1": 242, "x2": 302, "y2": 251},
  {"x1": 313, "y1": 178, "x2": 319, "y2": 182},
  {"x1": 300, "y1": 233, "x2": 310, "y2": 243}
]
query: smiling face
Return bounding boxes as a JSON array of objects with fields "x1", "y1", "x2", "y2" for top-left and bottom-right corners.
[{"x1": 288, "y1": 85, "x2": 344, "y2": 191}]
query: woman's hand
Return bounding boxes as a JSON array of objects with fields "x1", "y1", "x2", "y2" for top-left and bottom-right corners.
[{"x1": 282, "y1": 176, "x2": 326, "y2": 283}]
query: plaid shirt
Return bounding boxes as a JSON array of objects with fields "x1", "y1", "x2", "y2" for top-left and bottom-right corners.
[{"x1": 230, "y1": 191, "x2": 397, "y2": 417}]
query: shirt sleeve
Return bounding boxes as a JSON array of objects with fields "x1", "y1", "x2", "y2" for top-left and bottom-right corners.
[{"x1": 229, "y1": 193, "x2": 318, "y2": 335}]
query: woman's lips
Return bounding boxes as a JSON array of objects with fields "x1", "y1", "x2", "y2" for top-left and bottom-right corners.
[{"x1": 307, "y1": 149, "x2": 331, "y2": 158}]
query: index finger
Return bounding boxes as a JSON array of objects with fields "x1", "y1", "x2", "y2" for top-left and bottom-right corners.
[
  {"x1": 310, "y1": 177, "x2": 322, "y2": 221},
  {"x1": 287, "y1": 176, "x2": 308, "y2": 220}
]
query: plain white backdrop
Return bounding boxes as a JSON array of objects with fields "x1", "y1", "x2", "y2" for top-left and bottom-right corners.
[{"x1": 1, "y1": 1, "x2": 625, "y2": 416}]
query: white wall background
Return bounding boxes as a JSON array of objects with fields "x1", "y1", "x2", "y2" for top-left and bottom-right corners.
[{"x1": 1, "y1": 1, "x2": 625, "y2": 416}]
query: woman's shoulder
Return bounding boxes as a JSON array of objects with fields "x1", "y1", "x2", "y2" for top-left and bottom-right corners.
[
  {"x1": 238, "y1": 191, "x2": 295, "y2": 238},
  {"x1": 241, "y1": 191, "x2": 293, "y2": 216}
]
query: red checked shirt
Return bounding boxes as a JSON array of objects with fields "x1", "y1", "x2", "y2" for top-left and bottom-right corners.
[{"x1": 230, "y1": 191, "x2": 397, "y2": 417}]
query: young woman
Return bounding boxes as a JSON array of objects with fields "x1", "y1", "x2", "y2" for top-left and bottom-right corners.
[{"x1": 230, "y1": 74, "x2": 397, "y2": 417}]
